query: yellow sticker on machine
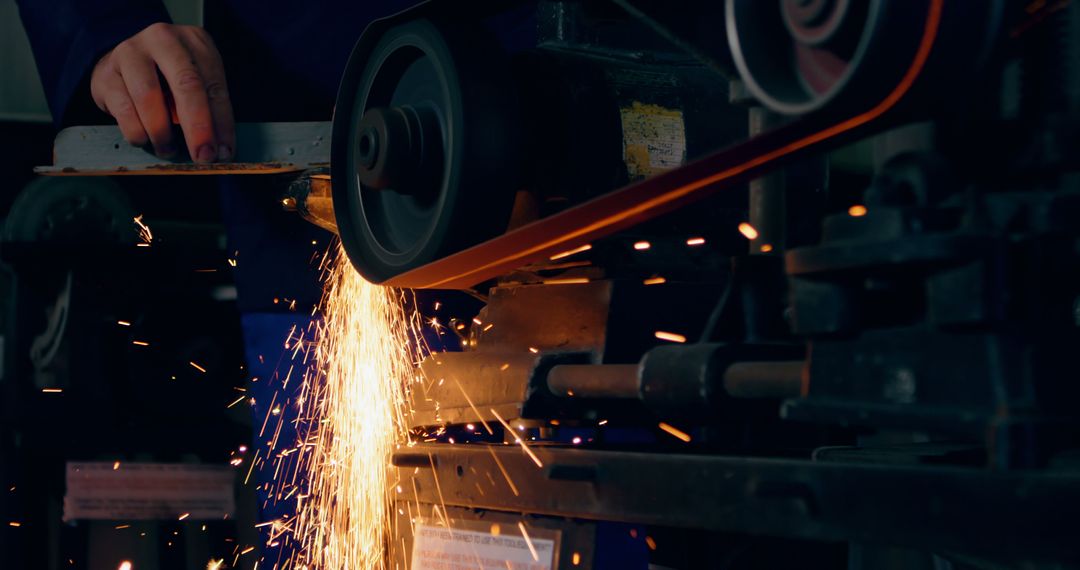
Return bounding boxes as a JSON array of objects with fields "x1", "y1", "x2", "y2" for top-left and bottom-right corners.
[{"x1": 620, "y1": 101, "x2": 687, "y2": 180}]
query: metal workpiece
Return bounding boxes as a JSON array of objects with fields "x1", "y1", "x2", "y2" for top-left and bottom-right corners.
[
  {"x1": 393, "y1": 443, "x2": 1080, "y2": 565},
  {"x1": 410, "y1": 351, "x2": 541, "y2": 429},
  {"x1": 283, "y1": 172, "x2": 337, "y2": 234},
  {"x1": 37, "y1": 122, "x2": 331, "y2": 175},
  {"x1": 472, "y1": 282, "x2": 612, "y2": 357}
]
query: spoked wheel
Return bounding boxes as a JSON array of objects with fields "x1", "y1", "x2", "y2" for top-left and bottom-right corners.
[
  {"x1": 331, "y1": 18, "x2": 520, "y2": 284},
  {"x1": 726, "y1": 0, "x2": 925, "y2": 116}
]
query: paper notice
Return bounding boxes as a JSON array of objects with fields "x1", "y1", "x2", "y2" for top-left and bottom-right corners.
[
  {"x1": 620, "y1": 101, "x2": 687, "y2": 180},
  {"x1": 411, "y1": 523, "x2": 557, "y2": 570},
  {"x1": 64, "y1": 462, "x2": 235, "y2": 522}
]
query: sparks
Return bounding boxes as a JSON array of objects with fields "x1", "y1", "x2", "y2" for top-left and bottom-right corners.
[
  {"x1": 41, "y1": 388, "x2": 62, "y2": 394},
  {"x1": 518, "y1": 522, "x2": 540, "y2": 562},
  {"x1": 113, "y1": 461, "x2": 120, "y2": 470},
  {"x1": 643, "y1": 276, "x2": 666, "y2": 286},
  {"x1": 633, "y1": 241, "x2": 651, "y2": 250},
  {"x1": 737, "y1": 222, "x2": 759, "y2": 240},
  {"x1": 293, "y1": 245, "x2": 421, "y2": 568},
  {"x1": 134, "y1": 215, "x2": 153, "y2": 244},
  {"x1": 541, "y1": 277, "x2": 590, "y2": 285},
  {"x1": 658, "y1": 422, "x2": 692, "y2": 442},
  {"x1": 848, "y1": 204, "x2": 868, "y2": 217},
  {"x1": 654, "y1": 331, "x2": 687, "y2": 343},
  {"x1": 686, "y1": 237, "x2": 706, "y2": 246},
  {"x1": 117, "y1": 320, "x2": 132, "y2": 327},
  {"x1": 491, "y1": 409, "x2": 543, "y2": 468},
  {"x1": 549, "y1": 243, "x2": 592, "y2": 260},
  {"x1": 178, "y1": 513, "x2": 190, "y2": 521},
  {"x1": 189, "y1": 362, "x2": 207, "y2": 373}
]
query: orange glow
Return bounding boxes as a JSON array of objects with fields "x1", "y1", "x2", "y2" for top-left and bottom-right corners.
[
  {"x1": 543, "y1": 277, "x2": 590, "y2": 285},
  {"x1": 549, "y1": 244, "x2": 592, "y2": 261},
  {"x1": 633, "y1": 241, "x2": 651, "y2": 250},
  {"x1": 643, "y1": 276, "x2": 666, "y2": 286},
  {"x1": 292, "y1": 245, "x2": 422, "y2": 568},
  {"x1": 654, "y1": 331, "x2": 687, "y2": 343},
  {"x1": 848, "y1": 204, "x2": 868, "y2": 217},
  {"x1": 686, "y1": 237, "x2": 706, "y2": 246},
  {"x1": 760, "y1": 244, "x2": 774, "y2": 253},
  {"x1": 658, "y1": 422, "x2": 692, "y2": 442},
  {"x1": 518, "y1": 522, "x2": 540, "y2": 562},
  {"x1": 738, "y1": 223, "x2": 759, "y2": 240}
]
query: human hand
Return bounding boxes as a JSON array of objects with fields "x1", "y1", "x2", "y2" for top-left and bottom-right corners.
[{"x1": 90, "y1": 23, "x2": 235, "y2": 163}]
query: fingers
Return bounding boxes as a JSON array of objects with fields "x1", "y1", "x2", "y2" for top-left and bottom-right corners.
[
  {"x1": 180, "y1": 28, "x2": 235, "y2": 161},
  {"x1": 91, "y1": 58, "x2": 149, "y2": 148},
  {"x1": 88, "y1": 23, "x2": 235, "y2": 163},
  {"x1": 142, "y1": 25, "x2": 217, "y2": 163},
  {"x1": 115, "y1": 45, "x2": 176, "y2": 157}
]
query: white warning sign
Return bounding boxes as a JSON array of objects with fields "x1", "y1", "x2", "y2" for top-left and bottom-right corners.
[
  {"x1": 64, "y1": 462, "x2": 235, "y2": 522},
  {"x1": 411, "y1": 523, "x2": 557, "y2": 570}
]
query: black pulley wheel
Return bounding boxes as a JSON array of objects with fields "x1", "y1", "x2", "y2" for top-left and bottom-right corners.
[{"x1": 331, "y1": 18, "x2": 520, "y2": 283}]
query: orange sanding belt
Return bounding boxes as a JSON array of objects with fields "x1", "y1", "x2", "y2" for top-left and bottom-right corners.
[{"x1": 385, "y1": 0, "x2": 944, "y2": 290}]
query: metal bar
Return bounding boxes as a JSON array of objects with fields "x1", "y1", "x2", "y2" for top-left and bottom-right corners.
[
  {"x1": 546, "y1": 364, "x2": 639, "y2": 399},
  {"x1": 747, "y1": 107, "x2": 786, "y2": 253},
  {"x1": 723, "y1": 361, "x2": 805, "y2": 399},
  {"x1": 395, "y1": 443, "x2": 1080, "y2": 564},
  {"x1": 36, "y1": 121, "x2": 331, "y2": 176}
]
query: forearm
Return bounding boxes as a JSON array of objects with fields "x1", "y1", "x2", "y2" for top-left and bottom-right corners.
[{"x1": 14, "y1": 0, "x2": 171, "y2": 126}]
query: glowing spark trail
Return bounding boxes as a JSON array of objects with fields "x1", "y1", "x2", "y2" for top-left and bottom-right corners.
[{"x1": 292, "y1": 245, "x2": 422, "y2": 568}]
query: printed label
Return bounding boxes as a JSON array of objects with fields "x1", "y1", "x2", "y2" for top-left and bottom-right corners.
[
  {"x1": 64, "y1": 462, "x2": 235, "y2": 521},
  {"x1": 411, "y1": 523, "x2": 557, "y2": 570}
]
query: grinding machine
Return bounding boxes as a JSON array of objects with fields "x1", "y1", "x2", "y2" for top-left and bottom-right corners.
[{"x1": 31, "y1": 0, "x2": 1080, "y2": 568}]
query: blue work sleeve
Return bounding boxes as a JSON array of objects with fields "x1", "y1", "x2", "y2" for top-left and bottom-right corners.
[{"x1": 14, "y1": 0, "x2": 172, "y2": 126}]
